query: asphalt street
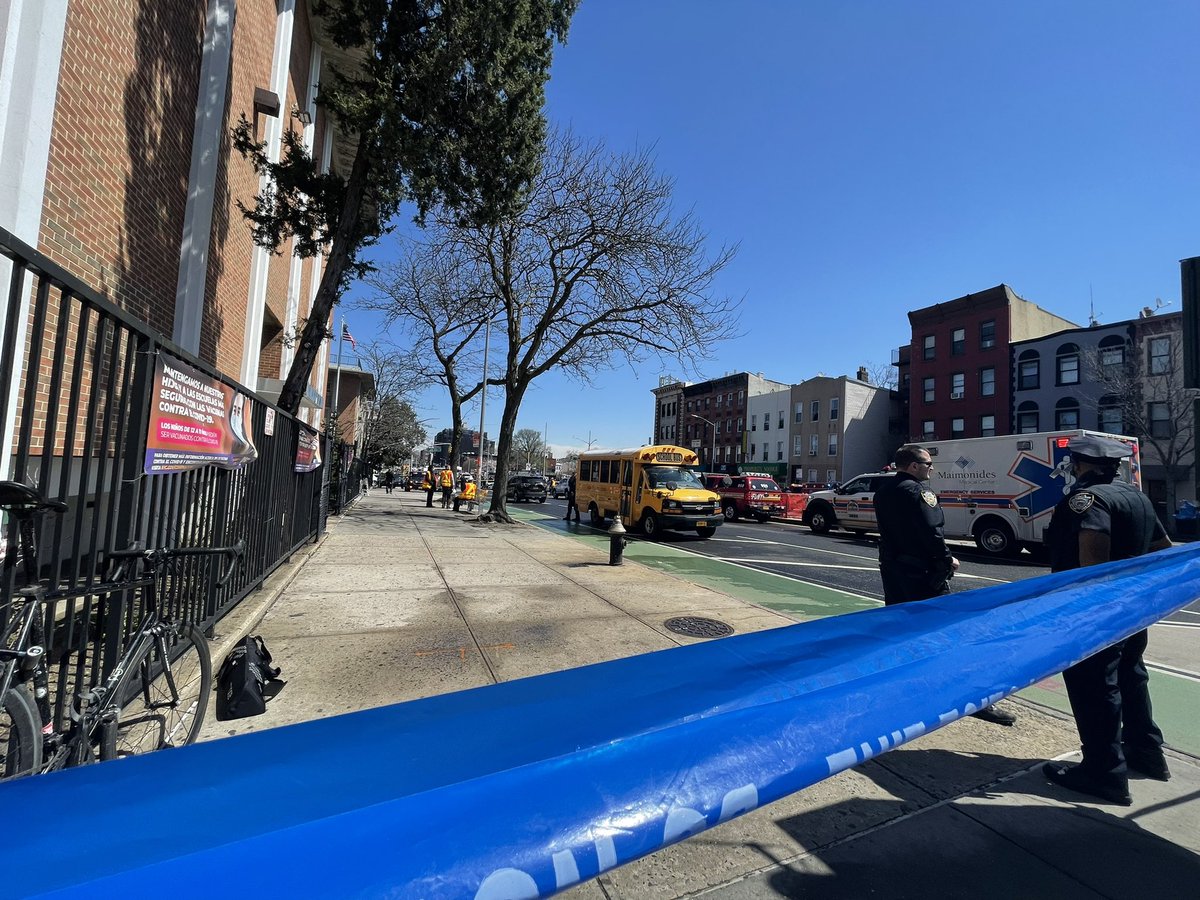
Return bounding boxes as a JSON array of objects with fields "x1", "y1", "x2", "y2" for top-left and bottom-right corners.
[{"x1": 531, "y1": 495, "x2": 1200, "y2": 691}]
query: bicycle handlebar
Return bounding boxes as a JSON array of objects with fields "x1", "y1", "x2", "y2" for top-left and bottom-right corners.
[{"x1": 104, "y1": 539, "x2": 246, "y2": 586}]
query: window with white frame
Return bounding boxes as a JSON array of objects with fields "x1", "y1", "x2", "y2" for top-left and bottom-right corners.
[
  {"x1": 980, "y1": 319, "x2": 996, "y2": 349},
  {"x1": 1056, "y1": 343, "x2": 1080, "y2": 386},
  {"x1": 923, "y1": 377, "x2": 935, "y2": 403},
  {"x1": 922, "y1": 419, "x2": 935, "y2": 438},
  {"x1": 923, "y1": 334, "x2": 935, "y2": 360},
  {"x1": 777, "y1": 441, "x2": 784, "y2": 461},
  {"x1": 736, "y1": 417, "x2": 743, "y2": 433},
  {"x1": 827, "y1": 433, "x2": 838, "y2": 456},
  {"x1": 761, "y1": 444, "x2": 768, "y2": 462},
  {"x1": 809, "y1": 468, "x2": 817, "y2": 482},
  {"x1": 778, "y1": 411, "x2": 784, "y2": 429},
  {"x1": 829, "y1": 398, "x2": 839, "y2": 420},
  {"x1": 951, "y1": 373, "x2": 965, "y2": 398},
  {"x1": 809, "y1": 434, "x2": 818, "y2": 455},
  {"x1": 793, "y1": 435, "x2": 803, "y2": 456},
  {"x1": 980, "y1": 414, "x2": 995, "y2": 437},
  {"x1": 951, "y1": 327, "x2": 965, "y2": 355},
  {"x1": 826, "y1": 468, "x2": 836, "y2": 482},
  {"x1": 763, "y1": 413, "x2": 770, "y2": 431},
  {"x1": 811, "y1": 399, "x2": 819, "y2": 421},
  {"x1": 951, "y1": 418, "x2": 965, "y2": 438},
  {"x1": 794, "y1": 401, "x2": 803, "y2": 423}
]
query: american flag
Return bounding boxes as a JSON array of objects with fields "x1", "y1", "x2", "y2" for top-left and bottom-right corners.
[{"x1": 342, "y1": 322, "x2": 356, "y2": 350}]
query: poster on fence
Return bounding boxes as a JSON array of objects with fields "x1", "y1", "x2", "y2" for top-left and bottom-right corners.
[
  {"x1": 144, "y1": 354, "x2": 259, "y2": 474},
  {"x1": 295, "y1": 424, "x2": 322, "y2": 472}
]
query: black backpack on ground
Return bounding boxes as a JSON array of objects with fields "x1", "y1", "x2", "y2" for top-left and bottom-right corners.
[{"x1": 215, "y1": 635, "x2": 285, "y2": 720}]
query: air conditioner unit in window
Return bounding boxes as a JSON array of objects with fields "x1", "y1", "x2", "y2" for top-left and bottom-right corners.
[
  {"x1": 950, "y1": 391, "x2": 964, "y2": 399},
  {"x1": 809, "y1": 450, "x2": 818, "y2": 456}
]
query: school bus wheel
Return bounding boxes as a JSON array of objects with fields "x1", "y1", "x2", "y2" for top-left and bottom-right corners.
[
  {"x1": 639, "y1": 510, "x2": 660, "y2": 537},
  {"x1": 588, "y1": 504, "x2": 604, "y2": 527}
]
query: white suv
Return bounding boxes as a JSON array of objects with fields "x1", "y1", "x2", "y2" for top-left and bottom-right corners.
[{"x1": 802, "y1": 472, "x2": 896, "y2": 537}]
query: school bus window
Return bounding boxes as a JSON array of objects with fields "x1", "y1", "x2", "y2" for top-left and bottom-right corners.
[
  {"x1": 644, "y1": 465, "x2": 705, "y2": 490},
  {"x1": 599, "y1": 460, "x2": 610, "y2": 482},
  {"x1": 623, "y1": 462, "x2": 632, "y2": 486}
]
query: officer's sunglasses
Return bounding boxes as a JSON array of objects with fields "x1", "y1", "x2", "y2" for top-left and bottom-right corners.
[{"x1": 915, "y1": 459, "x2": 934, "y2": 468}]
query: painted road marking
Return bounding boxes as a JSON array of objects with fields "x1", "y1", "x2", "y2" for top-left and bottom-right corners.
[{"x1": 712, "y1": 557, "x2": 997, "y2": 582}]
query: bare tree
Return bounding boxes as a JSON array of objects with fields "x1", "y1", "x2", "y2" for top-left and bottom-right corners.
[
  {"x1": 1084, "y1": 323, "x2": 1196, "y2": 521},
  {"x1": 415, "y1": 130, "x2": 738, "y2": 522},
  {"x1": 511, "y1": 428, "x2": 548, "y2": 473},
  {"x1": 362, "y1": 243, "x2": 491, "y2": 471},
  {"x1": 859, "y1": 360, "x2": 899, "y2": 391},
  {"x1": 351, "y1": 341, "x2": 426, "y2": 471}
]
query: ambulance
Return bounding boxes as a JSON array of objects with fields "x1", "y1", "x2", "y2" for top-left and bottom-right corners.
[{"x1": 801, "y1": 430, "x2": 1141, "y2": 557}]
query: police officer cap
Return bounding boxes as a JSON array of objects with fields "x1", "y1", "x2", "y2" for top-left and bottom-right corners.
[{"x1": 1067, "y1": 434, "x2": 1132, "y2": 461}]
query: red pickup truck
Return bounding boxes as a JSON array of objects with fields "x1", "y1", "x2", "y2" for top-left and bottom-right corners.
[{"x1": 703, "y1": 473, "x2": 786, "y2": 522}]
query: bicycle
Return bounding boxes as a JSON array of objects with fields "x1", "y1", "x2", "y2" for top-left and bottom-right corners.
[{"x1": 1, "y1": 481, "x2": 244, "y2": 779}]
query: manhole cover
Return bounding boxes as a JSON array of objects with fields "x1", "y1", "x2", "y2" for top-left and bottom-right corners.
[{"x1": 663, "y1": 616, "x2": 734, "y2": 639}]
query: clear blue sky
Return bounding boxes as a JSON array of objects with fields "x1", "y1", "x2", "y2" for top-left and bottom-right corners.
[{"x1": 343, "y1": 0, "x2": 1198, "y2": 456}]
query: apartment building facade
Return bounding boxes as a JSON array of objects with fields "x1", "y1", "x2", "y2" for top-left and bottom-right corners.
[
  {"x1": 897, "y1": 285, "x2": 1077, "y2": 441},
  {"x1": 787, "y1": 375, "x2": 893, "y2": 485},
  {"x1": 661, "y1": 373, "x2": 790, "y2": 470}
]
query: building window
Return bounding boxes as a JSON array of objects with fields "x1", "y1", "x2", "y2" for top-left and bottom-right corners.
[
  {"x1": 828, "y1": 433, "x2": 838, "y2": 456},
  {"x1": 793, "y1": 435, "x2": 803, "y2": 456},
  {"x1": 1055, "y1": 398, "x2": 1080, "y2": 430},
  {"x1": 809, "y1": 468, "x2": 818, "y2": 482},
  {"x1": 951, "y1": 417, "x2": 965, "y2": 438},
  {"x1": 829, "y1": 398, "x2": 839, "y2": 420},
  {"x1": 687, "y1": 401, "x2": 693, "y2": 412},
  {"x1": 1016, "y1": 401, "x2": 1039, "y2": 433},
  {"x1": 980, "y1": 414, "x2": 996, "y2": 437},
  {"x1": 950, "y1": 372, "x2": 965, "y2": 399},
  {"x1": 704, "y1": 397, "x2": 710, "y2": 409},
  {"x1": 1099, "y1": 335, "x2": 1125, "y2": 369},
  {"x1": 1148, "y1": 402, "x2": 1170, "y2": 437},
  {"x1": 761, "y1": 444, "x2": 768, "y2": 462},
  {"x1": 1149, "y1": 337, "x2": 1171, "y2": 375},
  {"x1": 811, "y1": 400, "x2": 819, "y2": 421},
  {"x1": 923, "y1": 377, "x2": 935, "y2": 403},
  {"x1": 750, "y1": 443, "x2": 756, "y2": 458},
  {"x1": 1018, "y1": 350, "x2": 1040, "y2": 390},
  {"x1": 1056, "y1": 343, "x2": 1080, "y2": 386},
  {"x1": 737, "y1": 417, "x2": 743, "y2": 433},
  {"x1": 738, "y1": 390, "x2": 744, "y2": 404},
  {"x1": 923, "y1": 334, "x2": 935, "y2": 360},
  {"x1": 763, "y1": 413, "x2": 770, "y2": 431},
  {"x1": 778, "y1": 411, "x2": 785, "y2": 429},
  {"x1": 826, "y1": 468, "x2": 837, "y2": 483},
  {"x1": 809, "y1": 434, "x2": 818, "y2": 455},
  {"x1": 750, "y1": 416, "x2": 756, "y2": 431},
  {"x1": 980, "y1": 320, "x2": 996, "y2": 350},
  {"x1": 980, "y1": 367, "x2": 995, "y2": 397},
  {"x1": 794, "y1": 401, "x2": 803, "y2": 424},
  {"x1": 716, "y1": 419, "x2": 723, "y2": 434},
  {"x1": 777, "y1": 441, "x2": 784, "y2": 461},
  {"x1": 1098, "y1": 396, "x2": 1122, "y2": 433},
  {"x1": 951, "y1": 328, "x2": 965, "y2": 356},
  {"x1": 922, "y1": 420, "x2": 935, "y2": 438},
  {"x1": 716, "y1": 394, "x2": 723, "y2": 408}
]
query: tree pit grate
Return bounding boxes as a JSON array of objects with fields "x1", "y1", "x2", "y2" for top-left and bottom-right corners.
[{"x1": 663, "y1": 616, "x2": 734, "y2": 639}]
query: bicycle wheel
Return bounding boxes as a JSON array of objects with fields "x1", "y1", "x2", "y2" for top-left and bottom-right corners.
[
  {"x1": 100, "y1": 624, "x2": 212, "y2": 760},
  {"x1": 1, "y1": 685, "x2": 42, "y2": 780}
]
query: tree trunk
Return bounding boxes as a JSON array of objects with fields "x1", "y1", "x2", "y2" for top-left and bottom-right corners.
[
  {"x1": 278, "y1": 132, "x2": 374, "y2": 415},
  {"x1": 480, "y1": 381, "x2": 525, "y2": 523}
]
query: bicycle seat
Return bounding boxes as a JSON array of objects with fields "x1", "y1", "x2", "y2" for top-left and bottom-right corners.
[{"x1": 0, "y1": 481, "x2": 69, "y2": 513}]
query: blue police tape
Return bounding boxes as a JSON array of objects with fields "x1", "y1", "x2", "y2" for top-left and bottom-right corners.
[{"x1": 4, "y1": 544, "x2": 1198, "y2": 898}]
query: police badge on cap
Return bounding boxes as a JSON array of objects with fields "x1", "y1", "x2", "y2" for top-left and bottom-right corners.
[{"x1": 1067, "y1": 434, "x2": 1132, "y2": 462}]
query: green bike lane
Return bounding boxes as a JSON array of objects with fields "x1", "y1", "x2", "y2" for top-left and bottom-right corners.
[{"x1": 515, "y1": 507, "x2": 1200, "y2": 758}]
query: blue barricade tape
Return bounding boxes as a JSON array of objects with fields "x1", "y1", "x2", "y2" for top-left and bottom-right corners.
[{"x1": 3, "y1": 545, "x2": 1198, "y2": 898}]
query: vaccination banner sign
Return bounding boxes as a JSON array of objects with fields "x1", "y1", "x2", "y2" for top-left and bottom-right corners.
[
  {"x1": 295, "y1": 424, "x2": 322, "y2": 472},
  {"x1": 144, "y1": 354, "x2": 258, "y2": 474}
]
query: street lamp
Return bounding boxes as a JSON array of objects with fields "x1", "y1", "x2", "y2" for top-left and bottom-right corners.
[{"x1": 688, "y1": 414, "x2": 717, "y2": 472}]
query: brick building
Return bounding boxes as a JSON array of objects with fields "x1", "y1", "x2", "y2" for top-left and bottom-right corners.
[
  {"x1": 1, "y1": 0, "x2": 350, "y2": 432},
  {"x1": 897, "y1": 285, "x2": 1077, "y2": 441},
  {"x1": 678, "y1": 373, "x2": 790, "y2": 470}
]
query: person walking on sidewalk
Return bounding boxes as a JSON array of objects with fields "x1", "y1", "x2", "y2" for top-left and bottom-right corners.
[
  {"x1": 563, "y1": 473, "x2": 579, "y2": 522},
  {"x1": 874, "y1": 444, "x2": 1016, "y2": 727},
  {"x1": 1042, "y1": 434, "x2": 1174, "y2": 806},
  {"x1": 438, "y1": 467, "x2": 455, "y2": 509}
]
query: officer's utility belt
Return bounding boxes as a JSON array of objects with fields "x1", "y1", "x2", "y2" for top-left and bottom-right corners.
[{"x1": 884, "y1": 553, "x2": 950, "y2": 576}]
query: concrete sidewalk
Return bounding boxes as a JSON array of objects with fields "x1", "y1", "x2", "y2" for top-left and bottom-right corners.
[{"x1": 198, "y1": 490, "x2": 1200, "y2": 899}]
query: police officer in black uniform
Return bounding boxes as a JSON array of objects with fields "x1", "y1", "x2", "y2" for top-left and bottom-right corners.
[
  {"x1": 874, "y1": 444, "x2": 1017, "y2": 727},
  {"x1": 1042, "y1": 434, "x2": 1173, "y2": 805}
]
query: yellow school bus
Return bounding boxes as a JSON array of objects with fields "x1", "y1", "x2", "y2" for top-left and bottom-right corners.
[{"x1": 575, "y1": 445, "x2": 722, "y2": 539}]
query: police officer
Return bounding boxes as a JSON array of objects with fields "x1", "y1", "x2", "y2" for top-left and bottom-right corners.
[
  {"x1": 1042, "y1": 434, "x2": 1173, "y2": 805},
  {"x1": 874, "y1": 444, "x2": 1017, "y2": 727}
]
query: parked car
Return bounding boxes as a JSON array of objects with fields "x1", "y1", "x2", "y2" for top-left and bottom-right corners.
[{"x1": 506, "y1": 474, "x2": 548, "y2": 503}]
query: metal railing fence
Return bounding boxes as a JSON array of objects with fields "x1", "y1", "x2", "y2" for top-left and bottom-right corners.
[{"x1": 0, "y1": 225, "x2": 325, "y2": 725}]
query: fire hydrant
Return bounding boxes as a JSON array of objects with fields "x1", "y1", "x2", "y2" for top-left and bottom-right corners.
[{"x1": 608, "y1": 516, "x2": 629, "y2": 566}]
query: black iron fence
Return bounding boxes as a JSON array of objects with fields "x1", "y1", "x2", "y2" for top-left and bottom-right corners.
[{"x1": 0, "y1": 225, "x2": 327, "y2": 725}]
